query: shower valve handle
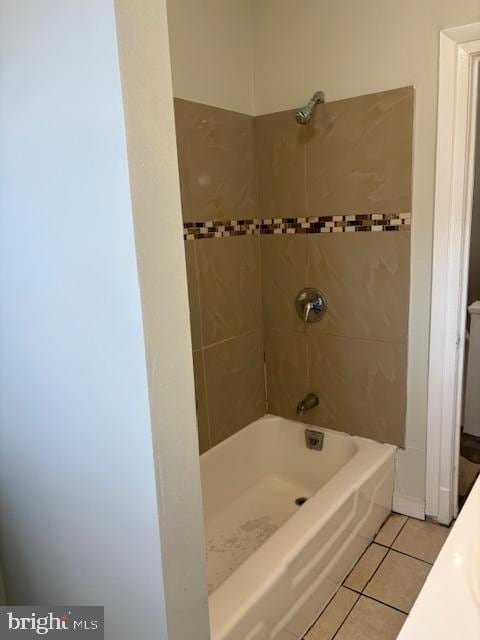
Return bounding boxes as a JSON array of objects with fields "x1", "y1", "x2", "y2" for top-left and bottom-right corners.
[
  {"x1": 295, "y1": 288, "x2": 328, "y2": 323},
  {"x1": 304, "y1": 298, "x2": 323, "y2": 322}
]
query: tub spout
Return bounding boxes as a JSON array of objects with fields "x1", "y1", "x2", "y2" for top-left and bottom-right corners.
[{"x1": 296, "y1": 393, "x2": 319, "y2": 415}]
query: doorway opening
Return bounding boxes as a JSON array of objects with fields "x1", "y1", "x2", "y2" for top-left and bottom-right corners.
[
  {"x1": 427, "y1": 23, "x2": 480, "y2": 524},
  {"x1": 459, "y1": 72, "x2": 480, "y2": 508}
]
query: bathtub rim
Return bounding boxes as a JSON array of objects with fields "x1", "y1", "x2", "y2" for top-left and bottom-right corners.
[{"x1": 200, "y1": 412, "x2": 393, "y2": 465}]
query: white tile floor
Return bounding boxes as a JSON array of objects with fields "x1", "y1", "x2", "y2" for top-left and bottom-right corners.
[{"x1": 304, "y1": 513, "x2": 450, "y2": 640}]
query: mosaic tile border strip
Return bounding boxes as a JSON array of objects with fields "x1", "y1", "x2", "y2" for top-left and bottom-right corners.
[{"x1": 183, "y1": 213, "x2": 411, "y2": 240}]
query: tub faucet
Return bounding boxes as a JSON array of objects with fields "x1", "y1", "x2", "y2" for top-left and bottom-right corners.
[{"x1": 296, "y1": 393, "x2": 319, "y2": 416}]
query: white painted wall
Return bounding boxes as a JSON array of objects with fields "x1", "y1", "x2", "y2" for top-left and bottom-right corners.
[
  {"x1": 251, "y1": 0, "x2": 480, "y2": 516},
  {"x1": 114, "y1": 1, "x2": 210, "y2": 637},
  {"x1": 166, "y1": 0, "x2": 255, "y2": 114},
  {"x1": 0, "y1": 1, "x2": 170, "y2": 637}
]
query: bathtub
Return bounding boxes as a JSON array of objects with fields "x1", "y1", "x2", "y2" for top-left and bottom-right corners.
[{"x1": 201, "y1": 414, "x2": 395, "y2": 640}]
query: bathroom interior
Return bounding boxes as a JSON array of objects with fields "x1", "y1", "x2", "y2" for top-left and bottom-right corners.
[
  {"x1": 165, "y1": 3, "x2": 480, "y2": 640},
  {"x1": 4, "y1": 3, "x2": 480, "y2": 638}
]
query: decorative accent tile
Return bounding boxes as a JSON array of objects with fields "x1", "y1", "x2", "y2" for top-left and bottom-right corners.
[{"x1": 183, "y1": 213, "x2": 411, "y2": 240}]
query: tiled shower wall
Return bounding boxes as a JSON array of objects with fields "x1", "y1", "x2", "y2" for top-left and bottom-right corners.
[
  {"x1": 174, "y1": 87, "x2": 413, "y2": 452},
  {"x1": 175, "y1": 99, "x2": 265, "y2": 452}
]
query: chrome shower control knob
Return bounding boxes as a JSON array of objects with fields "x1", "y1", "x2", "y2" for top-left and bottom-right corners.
[{"x1": 295, "y1": 288, "x2": 328, "y2": 323}]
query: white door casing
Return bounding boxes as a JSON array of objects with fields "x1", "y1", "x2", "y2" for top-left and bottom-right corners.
[{"x1": 426, "y1": 23, "x2": 480, "y2": 524}]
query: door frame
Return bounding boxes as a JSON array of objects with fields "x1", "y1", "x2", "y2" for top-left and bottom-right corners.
[{"x1": 426, "y1": 23, "x2": 480, "y2": 524}]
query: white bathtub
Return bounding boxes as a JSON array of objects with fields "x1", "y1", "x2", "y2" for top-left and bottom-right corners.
[{"x1": 201, "y1": 414, "x2": 395, "y2": 640}]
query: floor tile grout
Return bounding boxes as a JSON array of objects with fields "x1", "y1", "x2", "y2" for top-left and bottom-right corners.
[
  {"x1": 302, "y1": 582, "x2": 358, "y2": 638},
  {"x1": 342, "y1": 539, "x2": 376, "y2": 586},
  {"x1": 374, "y1": 542, "x2": 434, "y2": 566},
  {"x1": 330, "y1": 514, "x2": 409, "y2": 637},
  {"x1": 388, "y1": 513, "x2": 409, "y2": 547},
  {"x1": 336, "y1": 515, "x2": 428, "y2": 632},
  {"x1": 357, "y1": 543, "x2": 390, "y2": 598},
  {"x1": 347, "y1": 589, "x2": 410, "y2": 616},
  {"x1": 307, "y1": 511, "x2": 404, "y2": 637},
  {"x1": 352, "y1": 524, "x2": 431, "y2": 615},
  {"x1": 308, "y1": 513, "x2": 445, "y2": 639},
  {"x1": 329, "y1": 591, "x2": 361, "y2": 640},
  {"x1": 302, "y1": 586, "x2": 340, "y2": 638}
]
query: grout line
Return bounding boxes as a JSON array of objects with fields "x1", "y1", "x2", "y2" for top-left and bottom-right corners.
[
  {"x1": 311, "y1": 515, "x2": 436, "y2": 638},
  {"x1": 356, "y1": 543, "x2": 390, "y2": 597},
  {"x1": 256, "y1": 231, "x2": 269, "y2": 415},
  {"x1": 302, "y1": 587, "x2": 343, "y2": 637},
  {"x1": 264, "y1": 326, "x2": 406, "y2": 345},
  {"x1": 304, "y1": 126, "x2": 308, "y2": 219},
  {"x1": 343, "y1": 542, "x2": 376, "y2": 586},
  {"x1": 389, "y1": 514, "x2": 409, "y2": 547},
  {"x1": 357, "y1": 545, "x2": 431, "y2": 612},
  {"x1": 322, "y1": 588, "x2": 360, "y2": 640},
  {"x1": 374, "y1": 543, "x2": 433, "y2": 566},
  {"x1": 304, "y1": 231, "x2": 310, "y2": 394},
  {"x1": 372, "y1": 517, "x2": 433, "y2": 567},
  {"x1": 330, "y1": 592, "x2": 362, "y2": 640},
  {"x1": 342, "y1": 591, "x2": 410, "y2": 617},
  {"x1": 191, "y1": 241, "x2": 213, "y2": 450},
  {"x1": 201, "y1": 328, "x2": 260, "y2": 351},
  {"x1": 344, "y1": 515, "x2": 409, "y2": 595}
]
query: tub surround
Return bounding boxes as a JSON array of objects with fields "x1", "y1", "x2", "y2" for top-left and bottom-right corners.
[
  {"x1": 256, "y1": 87, "x2": 413, "y2": 218},
  {"x1": 174, "y1": 87, "x2": 413, "y2": 224},
  {"x1": 174, "y1": 87, "x2": 413, "y2": 452},
  {"x1": 173, "y1": 98, "x2": 258, "y2": 223},
  {"x1": 263, "y1": 231, "x2": 410, "y2": 447},
  {"x1": 185, "y1": 236, "x2": 265, "y2": 452}
]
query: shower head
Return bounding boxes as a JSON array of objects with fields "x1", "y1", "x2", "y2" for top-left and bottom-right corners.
[{"x1": 295, "y1": 91, "x2": 325, "y2": 125}]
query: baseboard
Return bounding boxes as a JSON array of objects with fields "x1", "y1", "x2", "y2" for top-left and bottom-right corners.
[{"x1": 393, "y1": 492, "x2": 426, "y2": 520}]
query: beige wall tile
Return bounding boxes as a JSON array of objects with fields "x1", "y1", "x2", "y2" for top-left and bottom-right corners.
[
  {"x1": 173, "y1": 98, "x2": 194, "y2": 219},
  {"x1": 261, "y1": 234, "x2": 307, "y2": 332},
  {"x1": 192, "y1": 350, "x2": 210, "y2": 453},
  {"x1": 364, "y1": 550, "x2": 430, "y2": 613},
  {"x1": 265, "y1": 330, "x2": 308, "y2": 420},
  {"x1": 173, "y1": 98, "x2": 258, "y2": 222},
  {"x1": 306, "y1": 333, "x2": 407, "y2": 446},
  {"x1": 344, "y1": 544, "x2": 388, "y2": 592},
  {"x1": 392, "y1": 518, "x2": 450, "y2": 564},
  {"x1": 178, "y1": 88, "x2": 412, "y2": 453},
  {"x1": 184, "y1": 241, "x2": 202, "y2": 351},
  {"x1": 196, "y1": 235, "x2": 262, "y2": 346},
  {"x1": 204, "y1": 331, "x2": 266, "y2": 445},
  {"x1": 256, "y1": 109, "x2": 307, "y2": 218},
  {"x1": 374, "y1": 513, "x2": 407, "y2": 547},
  {"x1": 307, "y1": 87, "x2": 413, "y2": 216},
  {"x1": 306, "y1": 587, "x2": 359, "y2": 640},
  {"x1": 307, "y1": 232, "x2": 410, "y2": 342},
  {"x1": 335, "y1": 596, "x2": 406, "y2": 640}
]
